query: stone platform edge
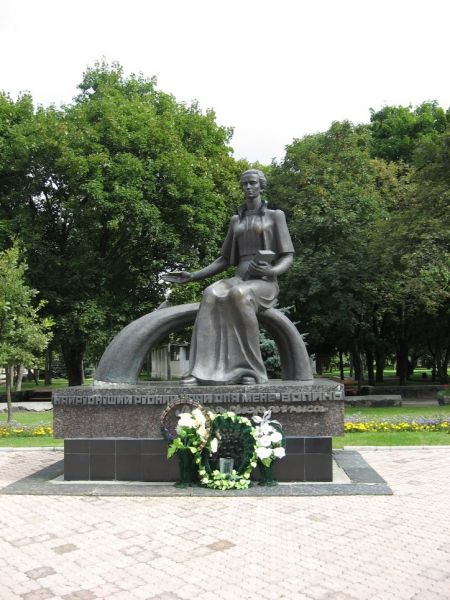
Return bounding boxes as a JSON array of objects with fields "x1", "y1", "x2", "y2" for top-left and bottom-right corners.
[{"x1": 0, "y1": 450, "x2": 393, "y2": 497}]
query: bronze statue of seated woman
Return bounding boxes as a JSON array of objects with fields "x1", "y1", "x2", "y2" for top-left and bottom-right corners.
[
  {"x1": 94, "y1": 170, "x2": 312, "y2": 387},
  {"x1": 161, "y1": 169, "x2": 295, "y2": 386}
]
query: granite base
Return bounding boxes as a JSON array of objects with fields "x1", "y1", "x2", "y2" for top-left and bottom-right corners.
[{"x1": 53, "y1": 379, "x2": 344, "y2": 438}]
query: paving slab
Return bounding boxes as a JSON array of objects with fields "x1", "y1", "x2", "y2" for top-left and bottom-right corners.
[{"x1": 0, "y1": 447, "x2": 449, "y2": 599}]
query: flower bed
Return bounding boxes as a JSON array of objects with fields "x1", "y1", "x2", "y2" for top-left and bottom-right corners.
[
  {"x1": 345, "y1": 415, "x2": 449, "y2": 433},
  {"x1": 0, "y1": 424, "x2": 53, "y2": 438}
]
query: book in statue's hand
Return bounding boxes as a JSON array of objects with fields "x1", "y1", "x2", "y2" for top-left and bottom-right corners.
[{"x1": 243, "y1": 249, "x2": 276, "y2": 280}]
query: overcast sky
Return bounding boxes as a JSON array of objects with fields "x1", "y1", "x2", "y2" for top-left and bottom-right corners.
[{"x1": 1, "y1": 0, "x2": 449, "y2": 164}]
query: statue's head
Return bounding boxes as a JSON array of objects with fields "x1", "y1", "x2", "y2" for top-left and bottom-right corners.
[{"x1": 240, "y1": 169, "x2": 267, "y2": 191}]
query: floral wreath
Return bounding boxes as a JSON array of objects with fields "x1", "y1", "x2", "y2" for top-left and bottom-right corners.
[
  {"x1": 166, "y1": 406, "x2": 286, "y2": 490},
  {"x1": 161, "y1": 398, "x2": 211, "y2": 450},
  {"x1": 196, "y1": 412, "x2": 258, "y2": 490}
]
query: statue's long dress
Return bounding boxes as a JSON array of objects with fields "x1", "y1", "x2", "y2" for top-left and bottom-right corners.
[{"x1": 189, "y1": 203, "x2": 294, "y2": 384}]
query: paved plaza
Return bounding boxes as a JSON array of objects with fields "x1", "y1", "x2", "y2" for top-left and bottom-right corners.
[{"x1": 0, "y1": 448, "x2": 449, "y2": 599}]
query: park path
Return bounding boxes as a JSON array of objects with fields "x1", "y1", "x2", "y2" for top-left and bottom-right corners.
[{"x1": 0, "y1": 447, "x2": 449, "y2": 600}]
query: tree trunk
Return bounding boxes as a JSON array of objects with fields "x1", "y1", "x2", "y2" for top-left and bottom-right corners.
[
  {"x1": 14, "y1": 364, "x2": 24, "y2": 392},
  {"x1": 62, "y1": 344, "x2": 85, "y2": 386},
  {"x1": 375, "y1": 348, "x2": 385, "y2": 383},
  {"x1": 438, "y1": 347, "x2": 449, "y2": 384},
  {"x1": 315, "y1": 354, "x2": 324, "y2": 375},
  {"x1": 351, "y1": 341, "x2": 363, "y2": 384},
  {"x1": 431, "y1": 359, "x2": 436, "y2": 382},
  {"x1": 6, "y1": 366, "x2": 14, "y2": 423},
  {"x1": 353, "y1": 353, "x2": 362, "y2": 383},
  {"x1": 339, "y1": 350, "x2": 344, "y2": 380},
  {"x1": 366, "y1": 349, "x2": 375, "y2": 386},
  {"x1": 408, "y1": 354, "x2": 418, "y2": 380},
  {"x1": 45, "y1": 347, "x2": 53, "y2": 385},
  {"x1": 349, "y1": 355, "x2": 354, "y2": 378},
  {"x1": 397, "y1": 342, "x2": 409, "y2": 386}
]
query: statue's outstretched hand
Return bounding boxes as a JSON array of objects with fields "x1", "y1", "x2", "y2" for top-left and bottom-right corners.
[{"x1": 161, "y1": 271, "x2": 192, "y2": 284}]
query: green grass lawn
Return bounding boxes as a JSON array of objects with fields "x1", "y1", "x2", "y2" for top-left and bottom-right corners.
[
  {"x1": 0, "y1": 378, "x2": 94, "y2": 394},
  {"x1": 322, "y1": 367, "x2": 449, "y2": 385},
  {"x1": 0, "y1": 411, "x2": 52, "y2": 425},
  {"x1": 0, "y1": 378, "x2": 69, "y2": 393},
  {"x1": 345, "y1": 405, "x2": 450, "y2": 418},
  {"x1": 0, "y1": 437, "x2": 63, "y2": 447},
  {"x1": 333, "y1": 432, "x2": 449, "y2": 448}
]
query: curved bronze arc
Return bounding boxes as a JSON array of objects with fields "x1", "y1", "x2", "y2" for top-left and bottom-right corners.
[
  {"x1": 94, "y1": 303, "x2": 200, "y2": 385},
  {"x1": 259, "y1": 308, "x2": 313, "y2": 381},
  {"x1": 94, "y1": 303, "x2": 312, "y2": 385}
]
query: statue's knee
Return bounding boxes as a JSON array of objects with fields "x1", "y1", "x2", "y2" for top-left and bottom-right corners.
[
  {"x1": 202, "y1": 286, "x2": 216, "y2": 305},
  {"x1": 203, "y1": 283, "x2": 227, "y2": 305},
  {"x1": 228, "y1": 285, "x2": 248, "y2": 306}
]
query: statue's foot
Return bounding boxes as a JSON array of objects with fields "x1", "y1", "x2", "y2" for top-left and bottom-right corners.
[
  {"x1": 241, "y1": 376, "x2": 257, "y2": 385},
  {"x1": 180, "y1": 375, "x2": 199, "y2": 386}
]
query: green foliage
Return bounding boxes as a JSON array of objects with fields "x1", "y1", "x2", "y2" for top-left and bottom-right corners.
[
  {"x1": 370, "y1": 101, "x2": 449, "y2": 163},
  {"x1": 0, "y1": 246, "x2": 52, "y2": 369},
  {"x1": 371, "y1": 122, "x2": 450, "y2": 382},
  {"x1": 270, "y1": 121, "x2": 393, "y2": 361},
  {"x1": 1, "y1": 76, "x2": 448, "y2": 387},
  {"x1": 259, "y1": 328, "x2": 281, "y2": 378},
  {"x1": 259, "y1": 306, "x2": 294, "y2": 378},
  {"x1": 271, "y1": 107, "x2": 449, "y2": 383},
  {"x1": 0, "y1": 62, "x2": 243, "y2": 383},
  {"x1": 0, "y1": 245, "x2": 52, "y2": 420}
]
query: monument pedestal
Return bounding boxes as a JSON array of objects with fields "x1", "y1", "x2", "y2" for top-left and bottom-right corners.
[
  {"x1": 62, "y1": 436, "x2": 333, "y2": 482},
  {"x1": 53, "y1": 379, "x2": 343, "y2": 483}
]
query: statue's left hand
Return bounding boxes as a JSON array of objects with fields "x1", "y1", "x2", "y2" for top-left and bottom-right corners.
[{"x1": 247, "y1": 261, "x2": 275, "y2": 278}]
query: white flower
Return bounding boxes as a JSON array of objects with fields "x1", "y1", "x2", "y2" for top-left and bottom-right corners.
[
  {"x1": 270, "y1": 431, "x2": 283, "y2": 444},
  {"x1": 192, "y1": 408, "x2": 206, "y2": 425},
  {"x1": 259, "y1": 424, "x2": 271, "y2": 436},
  {"x1": 196, "y1": 427, "x2": 206, "y2": 441},
  {"x1": 273, "y1": 447, "x2": 286, "y2": 459},
  {"x1": 210, "y1": 437, "x2": 219, "y2": 453},
  {"x1": 259, "y1": 435, "x2": 272, "y2": 447},
  {"x1": 256, "y1": 446, "x2": 272, "y2": 460},
  {"x1": 177, "y1": 413, "x2": 195, "y2": 428}
]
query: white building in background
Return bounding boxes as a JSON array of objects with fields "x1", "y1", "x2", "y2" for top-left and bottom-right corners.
[
  {"x1": 150, "y1": 343, "x2": 316, "y2": 380},
  {"x1": 150, "y1": 343, "x2": 190, "y2": 380}
]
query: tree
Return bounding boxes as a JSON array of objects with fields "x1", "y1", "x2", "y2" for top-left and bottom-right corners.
[
  {"x1": 0, "y1": 246, "x2": 52, "y2": 421},
  {"x1": 369, "y1": 119, "x2": 450, "y2": 383},
  {"x1": 370, "y1": 101, "x2": 448, "y2": 164},
  {"x1": 0, "y1": 92, "x2": 35, "y2": 247},
  {"x1": 271, "y1": 113, "x2": 449, "y2": 385},
  {"x1": 1, "y1": 62, "x2": 243, "y2": 384},
  {"x1": 269, "y1": 121, "x2": 394, "y2": 378}
]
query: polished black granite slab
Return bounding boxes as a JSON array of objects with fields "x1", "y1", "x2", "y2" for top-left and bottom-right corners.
[{"x1": 62, "y1": 436, "x2": 333, "y2": 482}]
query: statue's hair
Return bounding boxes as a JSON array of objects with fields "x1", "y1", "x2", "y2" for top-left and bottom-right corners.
[{"x1": 240, "y1": 169, "x2": 267, "y2": 190}]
